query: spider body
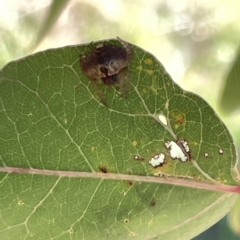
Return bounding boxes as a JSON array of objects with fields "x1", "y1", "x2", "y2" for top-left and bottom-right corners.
[{"x1": 80, "y1": 37, "x2": 132, "y2": 85}]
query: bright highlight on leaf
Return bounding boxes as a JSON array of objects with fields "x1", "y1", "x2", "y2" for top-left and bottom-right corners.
[{"x1": 0, "y1": 37, "x2": 239, "y2": 240}]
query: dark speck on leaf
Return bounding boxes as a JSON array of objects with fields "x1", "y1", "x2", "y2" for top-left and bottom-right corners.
[
  {"x1": 99, "y1": 166, "x2": 108, "y2": 173},
  {"x1": 150, "y1": 199, "x2": 156, "y2": 207}
]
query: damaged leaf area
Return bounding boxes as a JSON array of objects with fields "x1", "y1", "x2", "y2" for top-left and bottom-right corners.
[{"x1": 0, "y1": 38, "x2": 239, "y2": 240}]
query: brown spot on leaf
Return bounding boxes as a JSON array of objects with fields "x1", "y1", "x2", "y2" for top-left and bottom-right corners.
[
  {"x1": 150, "y1": 199, "x2": 156, "y2": 207},
  {"x1": 98, "y1": 166, "x2": 108, "y2": 173},
  {"x1": 124, "y1": 219, "x2": 129, "y2": 224},
  {"x1": 128, "y1": 181, "x2": 133, "y2": 186},
  {"x1": 175, "y1": 113, "x2": 184, "y2": 125}
]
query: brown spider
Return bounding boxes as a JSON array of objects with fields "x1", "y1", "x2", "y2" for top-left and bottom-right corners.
[
  {"x1": 80, "y1": 37, "x2": 133, "y2": 103},
  {"x1": 80, "y1": 37, "x2": 132, "y2": 84}
]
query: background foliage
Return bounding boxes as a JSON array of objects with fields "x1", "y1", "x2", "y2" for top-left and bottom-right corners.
[{"x1": 0, "y1": 0, "x2": 239, "y2": 239}]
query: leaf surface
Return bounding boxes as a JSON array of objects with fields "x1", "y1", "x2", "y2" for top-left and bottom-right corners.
[{"x1": 0, "y1": 39, "x2": 239, "y2": 240}]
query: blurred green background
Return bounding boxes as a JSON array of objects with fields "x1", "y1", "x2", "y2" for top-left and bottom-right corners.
[{"x1": 0, "y1": 0, "x2": 239, "y2": 239}]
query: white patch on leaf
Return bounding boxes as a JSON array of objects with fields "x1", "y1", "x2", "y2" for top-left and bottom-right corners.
[
  {"x1": 219, "y1": 149, "x2": 223, "y2": 154},
  {"x1": 158, "y1": 114, "x2": 167, "y2": 126},
  {"x1": 149, "y1": 153, "x2": 165, "y2": 167},
  {"x1": 165, "y1": 140, "x2": 191, "y2": 162}
]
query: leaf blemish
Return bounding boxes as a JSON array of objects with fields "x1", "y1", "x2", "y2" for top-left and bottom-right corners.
[
  {"x1": 136, "y1": 65, "x2": 142, "y2": 71},
  {"x1": 150, "y1": 199, "x2": 156, "y2": 207},
  {"x1": 99, "y1": 166, "x2": 108, "y2": 173},
  {"x1": 219, "y1": 149, "x2": 224, "y2": 155},
  {"x1": 142, "y1": 87, "x2": 148, "y2": 93},
  {"x1": 157, "y1": 173, "x2": 198, "y2": 182},
  {"x1": 174, "y1": 113, "x2": 184, "y2": 125},
  {"x1": 149, "y1": 153, "x2": 165, "y2": 167},
  {"x1": 148, "y1": 220, "x2": 153, "y2": 226},
  {"x1": 124, "y1": 219, "x2": 129, "y2": 224},
  {"x1": 165, "y1": 139, "x2": 191, "y2": 162},
  {"x1": 128, "y1": 181, "x2": 133, "y2": 186},
  {"x1": 132, "y1": 140, "x2": 137, "y2": 146},
  {"x1": 121, "y1": 191, "x2": 126, "y2": 196},
  {"x1": 145, "y1": 69, "x2": 153, "y2": 75},
  {"x1": 18, "y1": 200, "x2": 24, "y2": 205},
  {"x1": 129, "y1": 232, "x2": 136, "y2": 237},
  {"x1": 158, "y1": 114, "x2": 168, "y2": 126},
  {"x1": 204, "y1": 153, "x2": 209, "y2": 158},
  {"x1": 144, "y1": 58, "x2": 153, "y2": 65},
  {"x1": 134, "y1": 155, "x2": 145, "y2": 161}
]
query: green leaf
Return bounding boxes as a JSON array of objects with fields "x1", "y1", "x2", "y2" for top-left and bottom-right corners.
[
  {"x1": 219, "y1": 46, "x2": 240, "y2": 114},
  {"x1": 228, "y1": 196, "x2": 240, "y2": 235},
  {"x1": 0, "y1": 38, "x2": 239, "y2": 239},
  {"x1": 33, "y1": 0, "x2": 71, "y2": 50}
]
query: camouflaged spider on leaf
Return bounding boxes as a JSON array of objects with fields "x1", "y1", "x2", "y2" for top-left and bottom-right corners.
[{"x1": 80, "y1": 37, "x2": 132, "y2": 86}]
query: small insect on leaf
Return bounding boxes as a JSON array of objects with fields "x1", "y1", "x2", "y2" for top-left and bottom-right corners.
[{"x1": 79, "y1": 37, "x2": 133, "y2": 102}]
